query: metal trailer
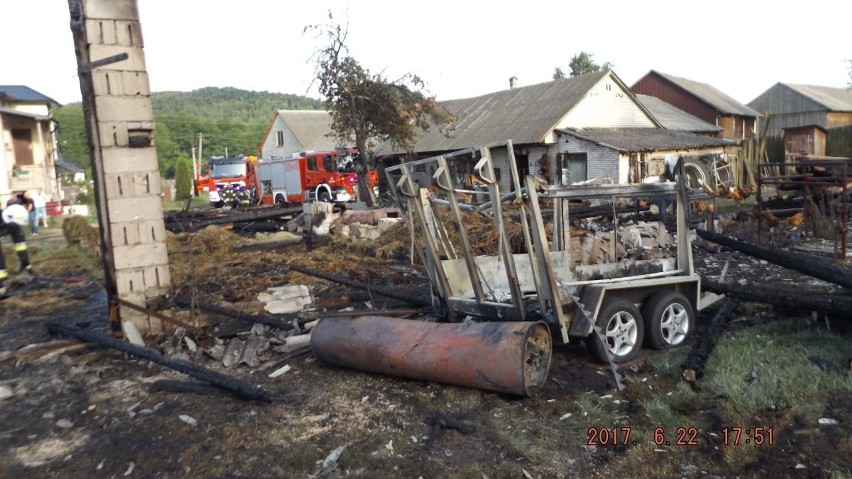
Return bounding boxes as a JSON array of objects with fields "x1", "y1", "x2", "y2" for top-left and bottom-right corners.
[{"x1": 384, "y1": 140, "x2": 722, "y2": 364}]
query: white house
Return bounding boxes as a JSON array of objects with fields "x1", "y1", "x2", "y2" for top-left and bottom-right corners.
[
  {"x1": 258, "y1": 110, "x2": 348, "y2": 159},
  {"x1": 0, "y1": 85, "x2": 60, "y2": 204}
]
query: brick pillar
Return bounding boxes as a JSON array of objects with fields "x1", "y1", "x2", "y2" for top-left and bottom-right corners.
[{"x1": 69, "y1": 0, "x2": 171, "y2": 335}]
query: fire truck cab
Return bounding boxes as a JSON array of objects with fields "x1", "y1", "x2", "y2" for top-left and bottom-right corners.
[{"x1": 198, "y1": 155, "x2": 257, "y2": 207}]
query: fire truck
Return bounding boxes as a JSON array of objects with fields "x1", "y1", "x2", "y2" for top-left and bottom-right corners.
[
  {"x1": 195, "y1": 155, "x2": 258, "y2": 207},
  {"x1": 254, "y1": 149, "x2": 379, "y2": 206}
]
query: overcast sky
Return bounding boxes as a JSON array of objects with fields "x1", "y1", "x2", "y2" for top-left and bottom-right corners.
[{"x1": 3, "y1": 0, "x2": 850, "y2": 107}]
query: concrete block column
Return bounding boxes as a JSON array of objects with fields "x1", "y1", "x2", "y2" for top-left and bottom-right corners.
[{"x1": 70, "y1": 0, "x2": 171, "y2": 335}]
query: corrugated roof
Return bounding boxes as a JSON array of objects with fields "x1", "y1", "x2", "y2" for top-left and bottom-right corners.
[
  {"x1": 376, "y1": 70, "x2": 613, "y2": 155},
  {"x1": 56, "y1": 155, "x2": 85, "y2": 174},
  {"x1": 780, "y1": 83, "x2": 852, "y2": 112},
  {"x1": 277, "y1": 110, "x2": 342, "y2": 150},
  {"x1": 0, "y1": 85, "x2": 58, "y2": 106},
  {"x1": 650, "y1": 71, "x2": 760, "y2": 117},
  {"x1": 557, "y1": 127, "x2": 736, "y2": 153},
  {"x1": 635, "y1": 94, "x2": 722, "y2": 133},
  {"x1": 0, "y1": 106, "x2": 50, "y2": 121}
]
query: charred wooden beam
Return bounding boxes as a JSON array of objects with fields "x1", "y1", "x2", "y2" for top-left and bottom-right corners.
[
  {"x1": 288, "y1": 264, "x2": 432, "y2": 307},
  {"x1": 48, "y1": 322, "x2": 269, "y2": 402},
  {"x1": 702, "y1": 279, "x2": 852, "y2": 317},
  {"x1": 681, "y1": 299, "x2": 739, "y2": 382},
  {"x1": 696, "y1": 229, "x2": 852, "y2": 289},
  {"x1": 173, "y1": 297, "x2": 298, "y2": 332}
]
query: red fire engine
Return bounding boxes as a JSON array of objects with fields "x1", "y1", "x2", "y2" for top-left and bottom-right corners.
[
  {"x1": 253, "y1": 149, "x2": 379, "y2": 206},
  {"x1": 194, "y1": 155, "x2": 258, "y2": 207}
]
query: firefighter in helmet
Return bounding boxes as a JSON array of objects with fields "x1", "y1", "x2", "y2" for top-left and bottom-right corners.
[{"x1": 0, "y1": 202, "x2": 33, "y2": 296}]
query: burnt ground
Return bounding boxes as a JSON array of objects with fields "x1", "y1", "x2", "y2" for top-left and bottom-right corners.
[{"x1": 1, "y1": 213, "x2": 851, "y2": 479}]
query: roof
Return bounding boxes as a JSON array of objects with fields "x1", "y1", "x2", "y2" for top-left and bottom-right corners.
[
  {"x1": 643, "y1": 71, "x2": 760, "y2": 118},
  {"x1": 0, "y1": 106, "x2": 50, "y2": 121},
  {"x1": 376, "y1": 70, "x2": 623, "y2": 155},
  {"x1": 778, "y1": 83, "x2": 852, "y2": 112},
  {"x1": 635, "y1": 94, "x2": 722, "y2": 133},
  {"x1": 556, "y1": 127, "x2": 736, "y2": 153},
  {"x1": 276, "y1": 110, "x2": 343, "y2": 150},
  {"x1": 55, "y1": 155, "x2": 85, "y2": 174},
  {"x1": 0, "y1": 85, "x2": 59, "y2": 107}
]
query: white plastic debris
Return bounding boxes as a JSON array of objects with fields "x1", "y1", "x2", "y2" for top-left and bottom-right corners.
[
  {"x1": 179, "y1": 415, "x2": 198, "y2": 427},
  {"x1": 268, "y1": 364, "x2": 292, "y2": 378},
  {"x1": 818, "y1": 418, "x2": 838, "y2": 425}
]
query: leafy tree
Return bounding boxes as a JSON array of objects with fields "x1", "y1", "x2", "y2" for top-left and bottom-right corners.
[
  {"x1": 553, "y1": 67, "x2": 565, "y2": 80},
  {"x1": 306, "y1": 14, "x2": 454, "y2": 206},
  {"x1": 174, "y1": 156, "x2": 194, "y2": 200},
  {"x1": 568, "y1": 51, "x2": 601, "y2": 77}
]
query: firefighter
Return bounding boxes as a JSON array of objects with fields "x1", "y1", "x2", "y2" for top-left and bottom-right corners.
[
  {"x1": 0, "y1": 203, "x2": 33, "y2": 296},
  {"x1": 235, "y1": 185, "x2": 250, "y2": 207}
]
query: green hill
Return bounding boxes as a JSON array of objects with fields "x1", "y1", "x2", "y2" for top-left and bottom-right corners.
[{"x1": 54, "y1": 87, "x2": 325, "y2": 178}]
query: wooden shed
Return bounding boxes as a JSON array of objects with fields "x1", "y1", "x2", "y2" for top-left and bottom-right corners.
[
  {"x1": 631, "y1": 70, "x2": 759, "y2": 141},
  {"x1": 783, "y1": 125, "x2": 827, "y2": 156},
  {"x1": 748, "y1": 83, "x2": 852, "y2": 158}
]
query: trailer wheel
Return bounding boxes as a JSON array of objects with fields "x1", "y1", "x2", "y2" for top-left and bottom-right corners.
[
  {"x1": 642, "y1": 291, "x2": 693, "y2": 349},
  {"x1": 586, "y1": 299, "x2": 644, "y2": 363}
]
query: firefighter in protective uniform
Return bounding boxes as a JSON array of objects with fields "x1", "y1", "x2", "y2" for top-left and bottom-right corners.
[{"x1": 0, "y1": 203, "x2": 33, "y2": 296}]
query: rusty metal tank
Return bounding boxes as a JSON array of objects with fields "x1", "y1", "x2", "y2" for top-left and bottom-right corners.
[{"x1": 311, "y1": 316, "x2": 552, "y2": 396}]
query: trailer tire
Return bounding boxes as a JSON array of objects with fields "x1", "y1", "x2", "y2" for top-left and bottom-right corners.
[
  {"x1": 642, "y1": 291, "x2": 693, "y2": 349},
  {"x1": 586, "y1": 298, "x2": 644, "y2": 363}
]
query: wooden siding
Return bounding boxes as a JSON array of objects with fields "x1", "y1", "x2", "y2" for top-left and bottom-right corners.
[
  {"x1": 632, "y1": 74, "x2": 718, "y2": 124},
  {"x1": 557, "y1": 77, "x2": 656, "y2": 131},
  {"x1": 783, "y1": 126, "x2": 826, "y2": 155},
  {"x1": 633, "y1": 73, "x2": 753, "y2": 141},
  {"x1": 748, "y1": 84, "x2": 826, "y2": 120}
]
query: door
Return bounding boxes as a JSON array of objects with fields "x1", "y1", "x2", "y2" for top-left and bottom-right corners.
[
  {"x1": 562, "y1": 153, "x2": 587, "y2": 185},
  {"x1": 12, "y1": 129, "x2": 34, "y2": 166}
]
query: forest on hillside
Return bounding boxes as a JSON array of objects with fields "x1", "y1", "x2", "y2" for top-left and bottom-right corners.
[{"x1": 54, "y1": 87, "x2": 324, "y2": 178}]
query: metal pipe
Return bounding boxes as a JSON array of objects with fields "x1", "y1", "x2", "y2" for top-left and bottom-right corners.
[{"x1": 311, "y1": 316, "x2": 552, "y2": 396}]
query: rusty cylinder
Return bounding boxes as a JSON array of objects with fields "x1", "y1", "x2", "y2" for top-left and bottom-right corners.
[{"x1": 311, "y1": 316, "x2": 552, "y2": 396}]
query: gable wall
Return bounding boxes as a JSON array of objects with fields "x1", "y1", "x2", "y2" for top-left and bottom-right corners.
[
  {"x1": 260, "y1": 115, "x2": 303, "y2": 159},
  {"x1": 556, "y1": 77, "x2": 657, "y2": 133}
]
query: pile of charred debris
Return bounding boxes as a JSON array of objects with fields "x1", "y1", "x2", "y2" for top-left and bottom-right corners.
[{"x1": 32, "y1": 149, "x2": 852, "y2": 403}]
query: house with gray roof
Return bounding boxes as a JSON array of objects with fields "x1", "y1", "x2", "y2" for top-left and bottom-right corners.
[
  {"x1": 375, "y1": 70, "x2": 740, "y2": 191},
  {"x1": 747, "y1": 83, "x2": 852, "y2": 158},
  {"x1": 0, "y1": 85, "x2": 61, "y2": 205},
  {"x1": 631, "y1": 71, "x2": 760, "y2": 141},
  {"x1": 258, "y1": 110, "x2": 351, "y2": 159}
]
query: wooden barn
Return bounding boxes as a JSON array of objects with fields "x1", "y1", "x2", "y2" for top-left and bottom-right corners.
[
  {"x1": 747, "y1": 83, "x2": 852, "y2": 159},
  {"x1": 631, "y1": 70, "x2": 759, "y2": 141}
]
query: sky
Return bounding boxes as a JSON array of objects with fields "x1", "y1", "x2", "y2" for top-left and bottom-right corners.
[{"x1": 2, "y1": 0, "x2": 850, "y2": 107}]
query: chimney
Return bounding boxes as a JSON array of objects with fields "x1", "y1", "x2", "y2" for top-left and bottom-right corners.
[{"x1": 509, "y1": 76, "x2": 518, "y2": 89}]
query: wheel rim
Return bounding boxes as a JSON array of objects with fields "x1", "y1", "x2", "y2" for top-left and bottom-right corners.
[
  {"x1": 604, "y1": 311, "x2": 639, "y2": 357},
  {"x1": 659, "y1": 303, "x2": 689, "y2": 345},
  {"x1": 683, "y1": 164, "x2": 706, "y2": 190}
]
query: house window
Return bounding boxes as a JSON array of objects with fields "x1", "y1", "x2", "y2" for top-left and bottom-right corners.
[
  {"x1": 562, "y1": 153, "x2": 587, "y2": 184},
  {"x1": 276, "y1": 131, "x2": 284, "y2": 147}
]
